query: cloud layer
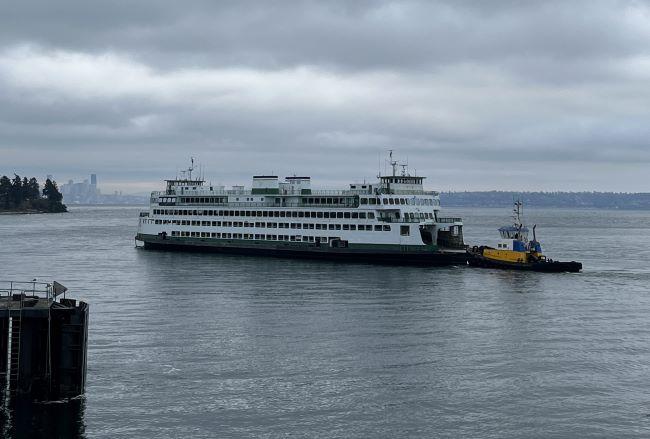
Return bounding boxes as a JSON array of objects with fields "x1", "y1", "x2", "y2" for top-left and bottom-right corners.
[{"x1": 1, "y1": 1, "x2": 650, "y2": 192}]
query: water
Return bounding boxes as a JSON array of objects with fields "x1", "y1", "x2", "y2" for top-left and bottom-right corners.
[{"x1": 1, "y1": 206, "x2": 650, "y2": 438}]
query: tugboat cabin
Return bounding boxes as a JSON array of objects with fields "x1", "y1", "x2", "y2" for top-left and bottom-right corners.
[{"x1": 496, "y1": 225, "x2": 529, "y2": 252}]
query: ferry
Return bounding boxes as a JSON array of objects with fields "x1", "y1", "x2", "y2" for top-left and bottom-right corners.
[
  {"x1": 135, "y1": 155, "x2": 467, "y2": 265},
  {"x1": 467, "y1": 201, "x2": 582, "y2": 272}
]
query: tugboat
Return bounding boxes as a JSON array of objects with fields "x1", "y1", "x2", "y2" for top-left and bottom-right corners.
[{"x1": 467, "y1": 201, "x2": 582, "y2": 272}]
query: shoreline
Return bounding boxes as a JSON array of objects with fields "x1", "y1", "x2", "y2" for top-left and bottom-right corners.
[{"x1": 0, "y1": 209, "x2": 65, "y2": 215}]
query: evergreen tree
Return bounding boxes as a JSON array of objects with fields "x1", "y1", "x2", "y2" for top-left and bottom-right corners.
[
  {"x1": 27, "y1": 177, "x2": 40, "y2": 200},
  {"x1": 0, "y1": 175, "x2": 11, "y2": 208},
  {"x1": 43, "y1": 178, "x2": 63, "y2": 203},
  {"x1": 11, "y1": 174, "x2": 23, "y2": 206}
]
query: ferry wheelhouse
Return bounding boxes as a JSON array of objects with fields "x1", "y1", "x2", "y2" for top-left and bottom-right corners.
[{"x1": 135, "y1": 157, "x2": 466, "y2": 265}]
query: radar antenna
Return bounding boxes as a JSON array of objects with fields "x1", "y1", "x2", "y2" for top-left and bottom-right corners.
[
  {"x1": 388, "y1": 150, "x2": 398, "y2": 176},
  {"x1": 188, "y1": 157, "x2": 195, "y2": 180},
  {"x1": 512, "y1": 199, "x2": 524, "y2": 237}
]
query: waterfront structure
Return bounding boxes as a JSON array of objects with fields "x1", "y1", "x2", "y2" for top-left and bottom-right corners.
[
  {"x1": 0, "y1": 281, "x2": 89, "y2": 399},
  {"x1": 135, "y1": 157, "x2": 467, "y2": 265}
]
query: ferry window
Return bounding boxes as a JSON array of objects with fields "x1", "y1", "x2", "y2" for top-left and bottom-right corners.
[
  {"x1": 374, "y1": 225, "x2": 382, "y2": 231},
  {"x1": 328, "y1": 224, "x2": 335, "y2": 230},
  {"x1": 400, "y1": 199, "x2": 406, "y2": 205},
  {"x1": 361, "y1": 198, "x2": 368, "y2": 205},
  {"x1": 389, "y1": 198, "x2": 394, "y2": 205},
  {"x1": 324, "y1": 212, "x2": 330, "y2": 219},
  {"x1": 344, "y1": 212, "x2": 350, "y2": 219},
  {"x1": 327, "y1": 198, "x2": 333, "y2": 204},
  {"x1": 335, "y1": 224, "x2": 341, "y2": 230},
  {"x1": 280, "y1": 211, "x2": 285, "y2": 217},
  {"x1": 359, "y1": 212, "x2": 366, "y2": 219},
  {"x1": 383, "y1": 225, "x2": 391, "y2": 231},
  {"x1": 350, "y1": 225, "x2": 356, "y2": 230},
  {"x1": 368, "y1": 213, "x2": 375, "y2": 219},
  {"x1": 298, "y1": 212, "x2": 304, "y2": 218},
  {"x1": 383, "y1": 199, "x2": 388, "y2": 205},
  {"x1": 343, "y1": 224, "x2": 349, "y2": 230},
  {"x1": 317, "y1": 212, "x2": 323, "y2": 218}
]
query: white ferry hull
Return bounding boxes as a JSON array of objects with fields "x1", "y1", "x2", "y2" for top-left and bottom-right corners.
[{"x1": 136, "y1": 233, "x2": 468, "y2": 266}]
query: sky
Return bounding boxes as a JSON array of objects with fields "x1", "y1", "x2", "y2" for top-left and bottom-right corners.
[{"x1": 1, "y1": 0, "x2": 650, "y2": 193}]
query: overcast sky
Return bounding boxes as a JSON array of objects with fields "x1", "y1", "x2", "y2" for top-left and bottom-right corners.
[{"x1": 1, "y1": 0, "x2": 649, "y2": 193}]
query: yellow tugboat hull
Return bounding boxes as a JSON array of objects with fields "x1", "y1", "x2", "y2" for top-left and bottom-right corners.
[{"x1": 483, "y1": 249, "x2": 528, "y2": 263}]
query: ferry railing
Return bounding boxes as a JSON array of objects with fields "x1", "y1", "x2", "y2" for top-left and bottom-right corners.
[
  {"x1": 153, "y1": 189, "x2": 441, "y2": 197},
  {"x1": 0, "y1": 281, "x2": 55, "y2": 301},
  {"x1": 377, "y1": 217, "x2": 427, "y2": 223},
  {"x1": 375, "y1": 217, "x2": 462, "y2": 224},
  {"x1": 169, "y1": 202, "x2": 361, "y2": 209},
  {"x1": 436, "y1": 217, "x2": 463, "y2": 223}
]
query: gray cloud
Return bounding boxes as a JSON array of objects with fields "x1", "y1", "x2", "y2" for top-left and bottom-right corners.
[{"x1": 1, "y1": 0, "x2": 650, "y2": 192}]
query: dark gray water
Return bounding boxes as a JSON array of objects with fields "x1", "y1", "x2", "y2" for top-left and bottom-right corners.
[{"x1": 1, "y1": 206, "x2": 650, "y2": 438}]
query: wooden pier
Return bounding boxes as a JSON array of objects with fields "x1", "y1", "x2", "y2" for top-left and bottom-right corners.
[{"x1": 0, "y1": 281, "x2": 88, "y2": 400}]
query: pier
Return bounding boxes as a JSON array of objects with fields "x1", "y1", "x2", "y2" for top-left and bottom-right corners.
[{"x1": 0, "y1": 281, "x2": 88, "y2": 400}]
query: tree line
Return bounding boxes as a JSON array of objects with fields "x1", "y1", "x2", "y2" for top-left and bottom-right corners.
[
  {"x1": 0, "y1": 174, "x2": 67, "y2": 213},
  {"x1": 440, "y1": 191, "x2": 650, "y2": 210}
]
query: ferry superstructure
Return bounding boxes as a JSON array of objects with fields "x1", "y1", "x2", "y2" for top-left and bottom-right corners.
[{"x1": 135, "y1": 157, "x2": 466, "y2": 265}]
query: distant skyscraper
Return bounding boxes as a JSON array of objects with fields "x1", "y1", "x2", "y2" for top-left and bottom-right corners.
[{"x1": 90, "y1": 174, "x2": 97, "y2": 186}]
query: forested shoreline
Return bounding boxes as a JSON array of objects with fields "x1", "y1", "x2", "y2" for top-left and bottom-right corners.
[{"x1": 0, "y1": 175, "x2": 67, "y2": 213}]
